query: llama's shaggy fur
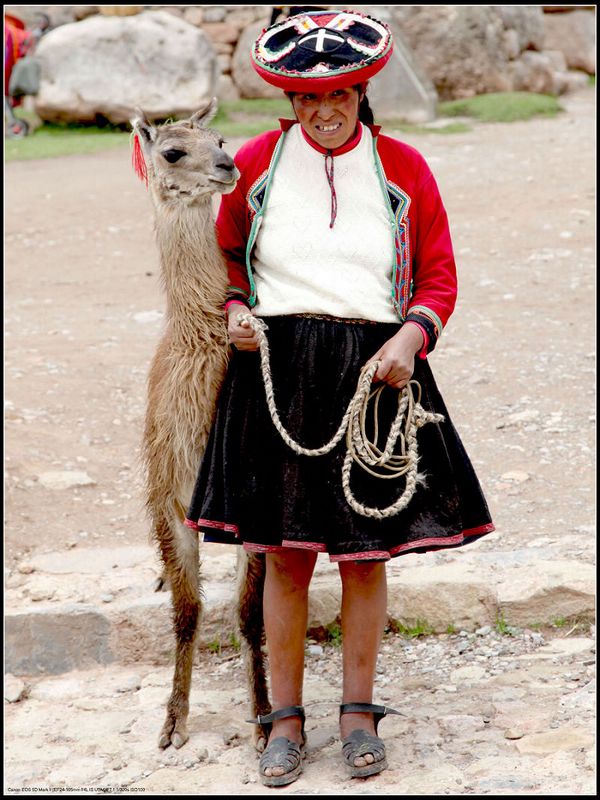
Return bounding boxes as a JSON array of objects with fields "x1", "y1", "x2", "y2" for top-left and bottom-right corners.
[{"x1": 131, "y1": 102, "x2": 270, "y2": 751}]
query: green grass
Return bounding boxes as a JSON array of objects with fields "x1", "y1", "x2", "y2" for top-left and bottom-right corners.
[
  {"x1": 388, "y1": 618, "x2": 434, "y2": 638},
  {"x1": 382, "y1": 119, "x2": 472, "y2": 135},
  {"x1": 323, "y1": 621, "x2": 343, "y2": 647},
  {"x1": 5, "y1": 115, "x2": 131, "y2": 162},
  {"x1": 207, "y1": 638, "x2": 221, "y2": 654},
  {"x1": 495, "y1": 611, "x2": 518, "y2": 636},
  {"x1": 5, "y1": 91, "x2": 564, "y2": 163},
  {"x1": 439, "y1": 91, "x2": 563, "y2": 123},
  {"x1": 206, "y1": 631, "x2": 241, "y2": 654}
]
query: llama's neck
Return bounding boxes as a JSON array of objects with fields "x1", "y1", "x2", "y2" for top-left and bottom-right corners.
[{"x1": 153, "y1": 200, "x2": 228, "y2": 344}]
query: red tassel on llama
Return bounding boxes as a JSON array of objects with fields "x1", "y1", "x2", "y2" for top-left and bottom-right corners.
[{"x1": 131, "y1": 133, "x2": 148, "y2": 187}]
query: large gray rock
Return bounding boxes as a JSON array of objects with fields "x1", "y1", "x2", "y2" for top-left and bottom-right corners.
[
  {"x1": 33, "y1": 10, "x2": 218, "y2": 124},
  {"x1": 543, "y1": 9, "x2": 596, "y2": 75},
  {"x1": 5, "y1": 605, "x2": 115, "y2": 675},
  {"x1": 496, "y1": 559, "x2": 595, "y2": 627},
  {"x1": 387, "y1": 562, "x2": 499, "y2": 631},
  {"x1": 388, "y1": 6, "x2": 563, "y2": 99},
  {"x1": 5, "y1": 542, "x2": 595, "y2": 673},
  {"x1": 354, "y1": 5, "x2": 437, "y2": 123}
]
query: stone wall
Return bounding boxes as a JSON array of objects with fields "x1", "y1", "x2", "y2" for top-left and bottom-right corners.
[{"x1": 5, "y1": 4, "x2": 595, "y2": 111}]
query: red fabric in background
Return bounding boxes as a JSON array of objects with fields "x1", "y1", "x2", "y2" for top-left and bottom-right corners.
[{"x1": 4, "y1": 14, "x2": 34, "y2": 99}]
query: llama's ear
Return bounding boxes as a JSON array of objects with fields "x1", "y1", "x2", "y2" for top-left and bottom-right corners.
[
  {"x1": 189, "y1": 97, "x2": 218, "y2": 129},
  {"x1": 131, "y1": 107, "x2": 156, "y2": 143}
]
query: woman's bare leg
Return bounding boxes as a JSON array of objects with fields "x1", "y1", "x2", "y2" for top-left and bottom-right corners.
[
  {"x1": 338, "y1": 559, "x2": 387, "y2": 767},
  {"x1": 262, "y1": 549, "x2": 317, "y2": 776}
]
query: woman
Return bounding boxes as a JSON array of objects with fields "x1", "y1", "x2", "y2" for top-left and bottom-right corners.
[{"x1": 186, "y1": 8, "x2": 494, "y2": 787}]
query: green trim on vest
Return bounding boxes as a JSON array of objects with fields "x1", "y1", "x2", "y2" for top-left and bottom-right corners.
[{"x1": 245, "y1": 132, "x2": 287, "y2": 307}]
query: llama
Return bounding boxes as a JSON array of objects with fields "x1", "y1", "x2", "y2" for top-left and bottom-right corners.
[{"x1": 131, "y1": 101, "x2": 270, "y2": 751}]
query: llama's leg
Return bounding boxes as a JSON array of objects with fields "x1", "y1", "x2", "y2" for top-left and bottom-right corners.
[
  {"x1": 236, "y1": 550, "x2": 271, "y2": 752},
  {"x1": 155, "y1": 511, "x2": 201, "y2": 750}
]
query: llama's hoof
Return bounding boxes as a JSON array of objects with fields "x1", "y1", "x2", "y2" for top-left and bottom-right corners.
[
  {"x1": 171, "y1": 730, "x2": 189, "y2": 749},
  {"x1": 158, "y1": 717, "x2": 189, "y2": 750}
]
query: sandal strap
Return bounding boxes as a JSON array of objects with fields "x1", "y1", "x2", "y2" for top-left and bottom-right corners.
[
  {"x1": 340, "y1": 703, "x2": 401, "y2": 718},
  {"x1": 340, "y1": 702, "x2": 402, "y2": 734},
  {"x1": 246, "y1": 705, "x2": 305, "y2": 726}
]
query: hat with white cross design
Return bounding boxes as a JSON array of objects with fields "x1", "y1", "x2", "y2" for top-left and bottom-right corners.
[{"x1": 251, "y1": 9, "x2": 393, "y2": 92}]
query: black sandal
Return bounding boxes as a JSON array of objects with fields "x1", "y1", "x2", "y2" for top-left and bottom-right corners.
[
  {"x1": 247, "y1": 705, "x2": 306, "y2": 787},
  {"x1": 339, "y1": 703, "x2": 402, "y2": 778}
]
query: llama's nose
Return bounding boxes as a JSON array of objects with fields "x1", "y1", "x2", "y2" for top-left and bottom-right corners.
[{"x1": 215, "y1": 156, "x2": 235, "y2": 172}]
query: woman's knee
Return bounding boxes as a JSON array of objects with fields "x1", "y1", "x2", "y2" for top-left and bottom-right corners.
[
  {"x1": 338, "y1": 559, "x2": 386, "y2": 587},
  {"x1": 266, "y1": 550, "x2": 317, "y2": 591}
]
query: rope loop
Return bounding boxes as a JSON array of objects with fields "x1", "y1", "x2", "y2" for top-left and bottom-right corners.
[{"x1": 238, "y1": 313, "x2": 444, "y2": 518}]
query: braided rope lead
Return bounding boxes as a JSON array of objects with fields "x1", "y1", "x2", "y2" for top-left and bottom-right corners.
[{"x1": 239, "y1": 313, "x2": 444, "y2": 518}]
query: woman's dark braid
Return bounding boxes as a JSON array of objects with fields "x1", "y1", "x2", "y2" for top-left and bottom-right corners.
[{"x1": 358, "y1": 94, "x2": 375, "y2": 125}]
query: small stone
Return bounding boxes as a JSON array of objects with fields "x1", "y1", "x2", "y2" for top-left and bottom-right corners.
[
  {"x1": 196, "y1": 748, "x2": 209, "y2": 763},
  {"x1": 133, "y1": 310, "x2": 164, "y2": 324},
  {"x1": 5, "y1": 674, "x2": 26, "y2": 703},
  {"x1": 516, "y1": 728, "x2": 594, "y2": 754},
  {"x1": 500, "y1": 471, "x2": 530, "y2": 483},
  {"x1": 29, "y1": 587, "x2": 55, "y2": 602},
  {"x1": 505, "y1": 728, "x2": 524, "y2": 739},
  {"x1": 476, "y1": 626, "x2": 492, "y2": 636},
  {"x1": 38, "y1": 470, "x2": 96, "y2": 490},
  {"x1": 119, "y1": 720, "x2": 135, "y2": 734},
  {"x1": 100, "y1": 594, "x2": 114, "y2": 603},
  {"x1": 223, "y1": 731, "x2": 241, "y2": 747},
  {"x1": 307, "y1": 644, "x2": 323, "y2": 656},
  {"x1": 116, "y1": 675, "x2": 141, "y2": 693},
  {"x1": 505, "y1": 410, "x2": 540, "y2": 425},
  {"x1": 17, "y1": 563, "x2": 35, "y2": 574}
]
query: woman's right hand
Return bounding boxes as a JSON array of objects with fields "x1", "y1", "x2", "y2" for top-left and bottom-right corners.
[{"x1": 227, "y1": 303, "x2": 260, "y2": 351}]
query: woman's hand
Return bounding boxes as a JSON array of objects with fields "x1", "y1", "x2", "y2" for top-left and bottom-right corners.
[
  {"x1": 227, "y1": 303, "x2": 260, "y2": 351},
  {"x1": 365, "y1": 323, "x2": 424, "y2": 389}
]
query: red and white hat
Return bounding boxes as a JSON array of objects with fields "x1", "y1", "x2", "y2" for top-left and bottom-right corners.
[{"x1": 251, "y1": 9, "x2": 393, "y2": 93}]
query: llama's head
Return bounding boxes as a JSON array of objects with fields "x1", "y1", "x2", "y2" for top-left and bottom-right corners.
[{"x1": 130, "y1": 98, "x2": 240, "y2": 206}]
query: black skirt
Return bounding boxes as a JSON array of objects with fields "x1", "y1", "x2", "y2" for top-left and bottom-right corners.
[{"x1": 185, "y1": 315, "x2": 494, "y2": 562}]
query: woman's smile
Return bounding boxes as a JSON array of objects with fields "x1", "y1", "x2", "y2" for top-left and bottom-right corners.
[{"x1": 292, "y1": 88, "x2": 362, "y2": 150}]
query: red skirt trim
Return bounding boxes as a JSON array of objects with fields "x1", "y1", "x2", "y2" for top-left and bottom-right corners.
[{"x1": 184, "y1": 517, "x2": 496, "y2": 562}]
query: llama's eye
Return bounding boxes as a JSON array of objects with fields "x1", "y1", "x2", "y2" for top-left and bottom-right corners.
[
  {"x1": 162, "y1": 149, "x2": 186, "y2": 163},
  {"x1": 218, "y1": 138, "x2": 226, "y2": 148}
]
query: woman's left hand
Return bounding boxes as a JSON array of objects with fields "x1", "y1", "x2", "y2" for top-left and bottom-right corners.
[{"x1": 365, "y1": 324, "x2": 424, "y2": 389}]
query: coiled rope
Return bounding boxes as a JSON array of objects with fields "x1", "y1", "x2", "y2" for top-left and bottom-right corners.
[{"x1": 239, "y1": 313, "x2": 444, "y2": 519}]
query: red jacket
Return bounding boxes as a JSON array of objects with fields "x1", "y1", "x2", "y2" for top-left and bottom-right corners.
[{"x1": 216, "y1": 121, "x2": 457, "y2": 353}]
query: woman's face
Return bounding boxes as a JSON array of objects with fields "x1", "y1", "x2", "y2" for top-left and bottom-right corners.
[{"x1": 291, "y1": 87, "x2": 362, "y2": 150}]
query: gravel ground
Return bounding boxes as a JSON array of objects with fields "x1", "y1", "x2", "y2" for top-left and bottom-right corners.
[{"x1": 5, "y1": 625, "x2": 595, "y2": 794}]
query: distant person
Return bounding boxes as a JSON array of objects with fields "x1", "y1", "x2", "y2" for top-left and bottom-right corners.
[{"x1": 186, "y1": 7, "x2": 494, "y2": 788}]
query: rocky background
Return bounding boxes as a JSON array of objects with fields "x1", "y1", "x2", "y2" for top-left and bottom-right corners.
[{"x1": 5, "y1": 4, "x2": 596, "y2": 124}]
